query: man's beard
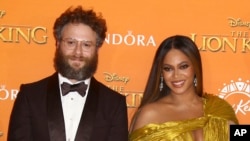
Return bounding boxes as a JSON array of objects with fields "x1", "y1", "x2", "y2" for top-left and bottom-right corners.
[{"x1": 54, "y1": 49, "x2": 98, "y2": 81}]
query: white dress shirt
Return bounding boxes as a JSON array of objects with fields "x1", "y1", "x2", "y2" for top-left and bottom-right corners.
[{"x1": 58, "y1": 73, "x2": 90, "y2": 141}]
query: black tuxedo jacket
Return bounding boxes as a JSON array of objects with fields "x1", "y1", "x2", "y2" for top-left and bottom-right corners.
[{"x1": 7, "y1": 73, "x2": 128, "y2": 141}]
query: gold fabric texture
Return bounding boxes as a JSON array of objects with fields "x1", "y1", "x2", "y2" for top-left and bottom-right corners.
[{"x1": 129, "y1": 94, "x2": 238, "y2": 141}]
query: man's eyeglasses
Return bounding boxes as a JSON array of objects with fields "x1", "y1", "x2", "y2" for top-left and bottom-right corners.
[{"x1": 61, "y1": 38, "x2": 96, "y2": 51}]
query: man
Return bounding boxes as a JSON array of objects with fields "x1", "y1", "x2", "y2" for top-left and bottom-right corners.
[{"x1": 7, "y1": 6, "x2": 128, "y2": 141}]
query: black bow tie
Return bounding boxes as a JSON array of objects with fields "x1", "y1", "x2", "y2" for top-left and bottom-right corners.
[{"x1": 61, "y1": 82, "x2": 88, "y2": 97}]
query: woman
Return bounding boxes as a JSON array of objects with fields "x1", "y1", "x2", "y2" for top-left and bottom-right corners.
[{"x1": 129, "y1": 35, "x2": 238, "y2": 141}]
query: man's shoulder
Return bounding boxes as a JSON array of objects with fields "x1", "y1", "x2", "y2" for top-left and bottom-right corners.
[
  {"x1": 91, "y1": 77, "x2": 125, "y2": 98},
  {"x1": 20, "y1": 73, "x2": 57, "y2": 88}
]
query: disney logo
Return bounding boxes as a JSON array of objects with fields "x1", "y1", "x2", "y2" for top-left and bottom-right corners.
[
  {"x1": 228, "y1": 17, "x2": 250, "y2": 29},
  {"x1": 103, "y1": 72, "x2": 130, "y2": 84}
]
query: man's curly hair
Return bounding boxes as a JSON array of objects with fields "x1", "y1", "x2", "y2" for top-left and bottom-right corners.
[{"x1": 53, "y1": 6, "x2": 107, "y2": 48}]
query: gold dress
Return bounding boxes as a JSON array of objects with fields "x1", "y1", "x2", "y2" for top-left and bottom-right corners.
[{"x1": 129, "y1": 94, "x2": 238, "y2": 141}]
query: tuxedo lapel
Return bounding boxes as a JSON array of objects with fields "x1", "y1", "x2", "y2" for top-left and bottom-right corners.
[
  {"x1": 47, "y1": 73, "x2": 66, "y2": 141},
  {"x1": 75, "y1": 78, "x2": 99, "y2": 141}
]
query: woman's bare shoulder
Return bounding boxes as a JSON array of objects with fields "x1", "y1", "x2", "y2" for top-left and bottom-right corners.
[{"x1": 130, "y1": 102, "x2": 163, "y2": 131}]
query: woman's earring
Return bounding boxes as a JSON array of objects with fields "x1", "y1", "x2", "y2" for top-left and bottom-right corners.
[
  {"x1": 194, "y1": 77, "x2": 197, "y2": 87},
  {"x1": 159, "y1": 75, "x2": 163, "y2": 91}
]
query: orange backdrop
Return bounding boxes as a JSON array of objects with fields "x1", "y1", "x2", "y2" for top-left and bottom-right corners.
[{"x1": 1, "y1": 0, "x2": 250, "y2": 140}]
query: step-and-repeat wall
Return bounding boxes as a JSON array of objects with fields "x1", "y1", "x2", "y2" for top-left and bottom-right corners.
[{"x1": 1, "y1": 0, "x2": 250, "y2": 140}]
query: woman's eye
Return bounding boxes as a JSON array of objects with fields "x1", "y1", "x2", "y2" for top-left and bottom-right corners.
[
  {"x1": 163, "y1": 67, "x2": 171, "y2": 71},
  {"x1": 180, "y1": 64, "x2": 189, "y2": 69}
]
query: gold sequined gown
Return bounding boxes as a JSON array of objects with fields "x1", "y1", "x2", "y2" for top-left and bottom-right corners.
[{"x1": 129, "y1": 94, "x2": 238, "y2": 141}]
